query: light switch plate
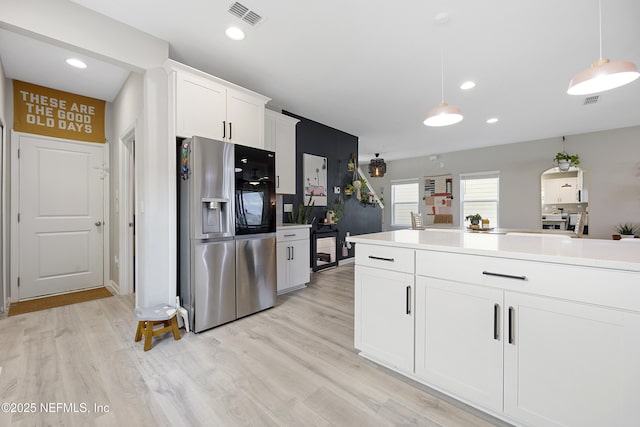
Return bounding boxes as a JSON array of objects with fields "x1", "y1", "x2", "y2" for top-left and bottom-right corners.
[
  {"x1": 283, "y1": 203, "x2": 293, "y2": 213},
  {"x1": 334, "y1": 186, "x2": 341, "y2": 194}
]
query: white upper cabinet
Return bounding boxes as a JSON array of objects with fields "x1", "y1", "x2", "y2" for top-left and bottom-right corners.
[
  {"x1": 176, "y1": 71, "x2": 227, "y2": 141},
  {"x1": 265, "y1": 109, "x2": 299, "y2": 194},
  {"x1": 170, "y1": 61, "x2": 270, "y2": 148}
]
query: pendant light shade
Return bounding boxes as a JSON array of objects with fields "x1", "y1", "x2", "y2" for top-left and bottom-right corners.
[
  {"x1": 567, "y1": 0, "x2": 640, "y2": 95},
  {"x1": 567, "y1": 58, "x2": 639, "y2": 95},
  {"x1": 424, "y1": 102, "x2": 464, "y2": 127},
  {"x1": 424, "y1": 49, "x2": 463, "y2": 127},
  {"x1": 368, "y1": 153, "x2": 386, "y2": 177}
]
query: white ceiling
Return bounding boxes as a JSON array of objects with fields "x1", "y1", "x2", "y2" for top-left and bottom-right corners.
[
  {"x1": 2, "y1": 0, "x2": 639, "y2": 161},
  {"x1": 0, "y1": 28, "x2": 130, "y2": 102}
]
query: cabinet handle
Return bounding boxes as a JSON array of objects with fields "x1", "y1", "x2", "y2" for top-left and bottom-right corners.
[
  {"x1": 291, "y1": 245, "x2": 294, "y2": 260},
  {"x1": 283, "y1": 234, "x2": 296, "y2": 237},
  {"x1": 229, "y1": 122, "x2": 232, "y2": 140},
  {"x1": 287, "y1": 246, "x2": 291, "y2": 260},
  {"x1": 277, "y1": 175, "x2": 280, "y2": 189},
  {"x1": 577, "y1": 190, "x2": 581, "y2": 202},
  {"x1": 222, "y1": 121, "x2": 226, "y2": 139},
  {"x1": 406, "y1": 286, "x2": 411, "y2": 315},
  {"x1": 482, "y1": 271, "x2": 527, "y2": 281},
  {"x1": 493, "y1": 303, "x2": 500, "y2": 340},
  {"x1": 508, "y1": 306, "x2": 515, "y2": 345},
  {"x1": 368, "y1": 255, "x2": 394, "y2": 262}
]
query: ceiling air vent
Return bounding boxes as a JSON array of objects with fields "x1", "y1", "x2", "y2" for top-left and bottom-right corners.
[
  {"x1": 228, "y1": 2, "x2": 263, "y2": 26},
  {"x1": 583, "y1": 95, "x2": 599, "y2": 105}
]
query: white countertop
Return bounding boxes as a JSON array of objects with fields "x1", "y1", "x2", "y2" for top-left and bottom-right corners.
[{"x1": 347, "y1": 229, "x2": 640, "y2": 272}]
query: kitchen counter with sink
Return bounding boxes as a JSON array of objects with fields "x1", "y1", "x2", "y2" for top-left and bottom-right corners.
[{"x1": 347, "y1": 229, "x2": 640, "y2": 427}]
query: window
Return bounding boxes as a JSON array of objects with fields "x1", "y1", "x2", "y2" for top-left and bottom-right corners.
[
  {"x1": 460, "y1": 172, "x2": 499, "y2": 227},
  {"x1": 391, "y1": 179, "x2": 419, "y2": 227}
]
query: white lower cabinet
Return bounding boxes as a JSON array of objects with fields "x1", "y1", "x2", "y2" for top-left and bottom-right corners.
[
  {"x1": 354, "y1": 245, "x2": 640, "y2": 427},
  {"x1": 415, "y1": 273, "x2": 640, "y2": 427},
  {"x1": 415, "y1": 277, "x2": 504, "y2": 412},
  {"x1": 355, "y1": 265, "x2": 414, "y2": 373},
  {"x1": 503, "y1": 292, "x2": 640, "y2": 427},
  {"x1": 276, "y1": 228, "x2": 310, "y2": 294}
]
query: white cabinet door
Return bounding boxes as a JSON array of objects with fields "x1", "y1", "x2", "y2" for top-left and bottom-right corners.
[
  {"x1": 176, "y1": 71, "x2": 226, "y2": 139},
  {"x1": 276, "y1": 241, "x2": 290, "y2": 294},
  {"x1": 227, "y1": 88, "x2": 265, "y2": 148},
  {"x1": 504, "y1": 292, "x2": 640, "y2": 427},
  {"x1": 265, "y1": 110, "x2": 298, "y2": 194},
  {"x1": 264, "y1": 111, "x2": 276, "y2": 152},
  {"x1": 415, "y1": 277, "x2": 504, "y2": 412},
  {"x1": 557, "y1": 177, "x2": 578, "y2": 203},
  {"x1": 276, "y1": 230, "x2": 310, "y2": 294},
  {"x1": 274, "y1": 114, "x2": 297, "y2": 194},
  {"x1": 355, "y1": 265, "x2": 414, "y2": 373},
  {"x1": 289, "y1": 238, "x2": 310, "y2": 288}
]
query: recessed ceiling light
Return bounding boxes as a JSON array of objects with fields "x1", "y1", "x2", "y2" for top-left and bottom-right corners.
[
  {"x1": 66, "y1": 58, "x2": 87, "y2": 69},
  {"x1": 460, "y1": 81, "x2": 476, "y2": 90},
  {"x1": 486, "y1": 117, "x2": 499, "y2": 124},
  {"x1": 225, "y1": 26, "x2": 245, "y2": 41}
]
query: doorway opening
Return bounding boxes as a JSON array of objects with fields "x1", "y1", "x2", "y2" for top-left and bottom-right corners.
[{"x1": 119, "y1": 125, "x2": 137, "y2": 297}]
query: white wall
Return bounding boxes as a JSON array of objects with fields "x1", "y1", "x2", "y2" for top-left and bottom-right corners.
[
  {"x1": 110, "y1": 71, "x2": 142, "y2": 293},
  {"x1": 377, "y1": 126, "x2": 640, "y2": 240},
  {"x1": 136, "y1": 67, "x2": 176, "y2": 308}
]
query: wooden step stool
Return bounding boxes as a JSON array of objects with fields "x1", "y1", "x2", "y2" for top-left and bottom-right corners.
[{"x1": 134, "y1": 304, "x2": 181, "y2": 351}]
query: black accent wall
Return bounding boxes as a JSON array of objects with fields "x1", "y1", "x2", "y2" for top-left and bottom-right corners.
[{"x1": 282, "y1": 111, "x2": 382, "y2": 260}]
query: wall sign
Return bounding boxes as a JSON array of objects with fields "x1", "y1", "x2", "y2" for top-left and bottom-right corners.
[
  {"x1": 13, "y1": 80, "x2": 106, "y2": 143},
  {"x1": 303, "y1": 153, "x2": 328, "y2": 206},
  {"x1": 424, "y1": 174, "x2": 453, "y2": 223}
]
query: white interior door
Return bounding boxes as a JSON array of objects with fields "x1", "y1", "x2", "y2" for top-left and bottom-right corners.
[{"x1": 18, "y1": 133, "x2": 105, "y2": 299}]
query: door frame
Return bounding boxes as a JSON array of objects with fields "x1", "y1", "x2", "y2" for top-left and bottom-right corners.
[
  {"x1": 10, "y1": 131, "x2": 110, "y2": 301},
  {"x1": 118, "y1": 123, "x2": 138, "y2": 297},
  {"x1": 0, "y1": 120, "x2": 5, "y2": 312}
]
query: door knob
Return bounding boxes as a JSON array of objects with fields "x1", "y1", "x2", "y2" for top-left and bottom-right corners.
[{"x1": 95, "y1": 221, "x2": 103, "y2": 226}]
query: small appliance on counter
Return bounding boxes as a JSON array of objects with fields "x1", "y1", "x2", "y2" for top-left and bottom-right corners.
[{"x1": 178, "y1": 136, "x2": 277, "y2": 333}]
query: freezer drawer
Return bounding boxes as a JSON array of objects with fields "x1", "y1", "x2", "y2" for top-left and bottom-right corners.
[
  {"x1": 236, "y1": 235, "x2": 277, "y2": 318},
  {"x1": 193, "y1": 239, "x2": 236, "y2": 332}
]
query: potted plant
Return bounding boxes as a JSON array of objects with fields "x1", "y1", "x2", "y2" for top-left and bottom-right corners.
[
  {"x1": 328, "y1": 197, "x2": 344, "y2": 223},
  {"x1": 615, "y1": 223, "x2": 637, "y2": 239},
  {"x1": 343, "y1": 183, "x2": 355, "y2": 196},
  {"x1": 465, "y1": 213, "x2": 482, "y2": 229},
  {"x1": 288, "y1": 194, "x2": 315, "y2": 224},
  {"x1": 554, "y1": 151, "x2": 580, "y2": 172}
]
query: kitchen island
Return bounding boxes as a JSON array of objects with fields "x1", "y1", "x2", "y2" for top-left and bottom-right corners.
[{"x1": 347, "y1": 229, "x2": 640, "y2": 427}]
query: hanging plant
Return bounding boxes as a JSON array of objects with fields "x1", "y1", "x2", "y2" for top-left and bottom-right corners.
[{"x1": 554, "y1": 151, "x2": 580, "y2": 172}]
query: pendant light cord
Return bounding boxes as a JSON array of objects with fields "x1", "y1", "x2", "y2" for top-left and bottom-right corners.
[
  {"x1": 440, "y1": 47, "x2": 445, "y2": 103},
  {"x1": 598, "y1": 0, "x2": 603, "y2": 60}
]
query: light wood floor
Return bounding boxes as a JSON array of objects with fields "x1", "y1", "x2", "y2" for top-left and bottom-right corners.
[{"x1": 0, "y1": 264, "x2": 509, "y2": 426}]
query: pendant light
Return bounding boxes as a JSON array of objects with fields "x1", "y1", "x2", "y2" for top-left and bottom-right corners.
[
  {"x1": 424, "y1": 48, "x2": 463, "y2": 127},
  {"x1": 368, "y1": 153, "x2": 387, "y2": 178},
  {"x1": 567, "y1": 0, "x2": 639, "y2": 95}
]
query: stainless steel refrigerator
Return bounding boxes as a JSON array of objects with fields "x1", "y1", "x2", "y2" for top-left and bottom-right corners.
[{"x1": 178, "y1": 136, "x2": 276, "y2": 333}]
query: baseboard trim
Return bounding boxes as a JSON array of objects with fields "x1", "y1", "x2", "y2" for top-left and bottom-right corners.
[
  {"x1": 107, "y1": 280, "x2": 120, "y2": 295},
  {"x1": 338, "y1": 257, "x2": 355, "y2": 265}
]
